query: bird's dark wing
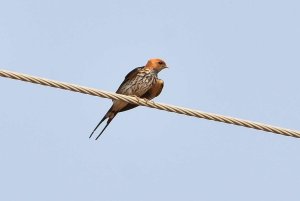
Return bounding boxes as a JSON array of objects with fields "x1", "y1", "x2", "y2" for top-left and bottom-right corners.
[
  {"x1": 116, "y1": 66, "x2": 143, "y2": 93},
  {"x1": 119, "y1": 79, "x2": 164, "y2": 113}
]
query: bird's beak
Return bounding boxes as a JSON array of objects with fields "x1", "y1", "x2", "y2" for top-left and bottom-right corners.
[{"x1": 164, "y1": 66, "x2": 169, "y2": 69}]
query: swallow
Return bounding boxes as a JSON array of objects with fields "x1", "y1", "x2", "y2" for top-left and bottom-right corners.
[{"x1": 89, "y1": 58, "x2": 168, "y2": 140}]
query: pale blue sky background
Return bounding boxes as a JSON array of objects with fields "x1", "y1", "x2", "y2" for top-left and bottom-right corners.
[{"x1": 1, "y1": 0, "x2": 300, "y2": 200}]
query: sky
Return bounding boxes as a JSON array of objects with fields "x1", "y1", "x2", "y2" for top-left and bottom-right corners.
[{"x1": 1, "y1": 0, "x2": 300, "y2": 200}]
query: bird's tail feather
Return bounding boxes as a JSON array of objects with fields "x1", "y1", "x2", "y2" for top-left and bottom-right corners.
[
  {"x1": 89, "y1": 106, "x2": 117, "y2": 140},
  {"x1": 95, "y1": 117, "x2": 114, "y2": 140},
  {"x1": 89, "y1": 115, "x2": 107, "y2": 138}
]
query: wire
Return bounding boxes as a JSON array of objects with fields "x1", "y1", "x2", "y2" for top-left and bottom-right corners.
[{"x1": 1, "y1": 69, "x2": 299, "y2": 138}]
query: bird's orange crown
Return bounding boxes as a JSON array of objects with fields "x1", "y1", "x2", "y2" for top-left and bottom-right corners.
[{"x1": 145, "y1": 58, "x2": 168, "y2": 72}]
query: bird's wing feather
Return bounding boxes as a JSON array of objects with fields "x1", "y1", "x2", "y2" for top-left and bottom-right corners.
[{"x1": 116, "y1": 66, "x2": 143, "y2": 93}]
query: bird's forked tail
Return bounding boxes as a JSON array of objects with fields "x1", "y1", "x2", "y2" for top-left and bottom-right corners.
[{"x1": 89, "y1": 109, "x2": 117, "y2": 140}]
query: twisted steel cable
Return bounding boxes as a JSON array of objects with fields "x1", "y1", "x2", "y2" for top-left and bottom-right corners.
[{"x1": 1, "y1": 69, "x2": 299, "y2": 138}]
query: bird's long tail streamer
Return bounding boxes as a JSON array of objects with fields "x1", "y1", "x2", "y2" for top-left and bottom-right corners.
[
  {"x1": 95, "y1": 117, "x2": 114, "y2": 140},
  {"x1": 89, "y1": 116, "x2": 107, "y2": 139}
]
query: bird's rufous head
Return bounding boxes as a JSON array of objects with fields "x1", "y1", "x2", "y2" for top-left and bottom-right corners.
[{"x1": 145, "y1": 58, "x2": 168, "y2": 72}]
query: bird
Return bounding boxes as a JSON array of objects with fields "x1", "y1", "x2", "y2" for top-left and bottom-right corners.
[{"x1": 89, "y1": 58, "x2": 168, "y2": 140}]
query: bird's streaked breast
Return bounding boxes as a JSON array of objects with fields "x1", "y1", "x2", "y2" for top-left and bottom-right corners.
[{"x1": 118, "y1": 69, "x2": 157, "y2": 97}]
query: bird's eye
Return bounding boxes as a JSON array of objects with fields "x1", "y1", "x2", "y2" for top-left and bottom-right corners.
[{"x1": 158, "y1": 61, "x2": 163, "y2": 65}]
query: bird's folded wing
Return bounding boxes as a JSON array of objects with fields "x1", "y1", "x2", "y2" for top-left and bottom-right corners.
[{"x1": 116, "y1": 66, "x2": 143, "y2": 93}]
